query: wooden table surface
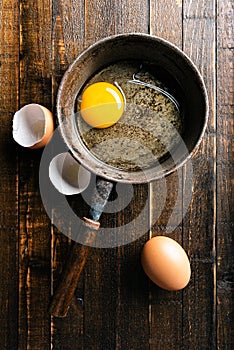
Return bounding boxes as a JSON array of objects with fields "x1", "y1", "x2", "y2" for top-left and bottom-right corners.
[{"x1": 0, "y1": 0, "x2": 233, "y2": 349}]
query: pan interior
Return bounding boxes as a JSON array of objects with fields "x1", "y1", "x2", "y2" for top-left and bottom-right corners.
[{"x1": 74, "y1": 60, "x2": 185, "y2": 173}]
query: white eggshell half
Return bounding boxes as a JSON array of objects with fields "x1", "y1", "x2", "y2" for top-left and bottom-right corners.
[
  {"x1": 12, "y1": 103, "x2": 54, "y2": 148},
  {"x1": 49, "y1": 152, "x2": 91, "y2": 195}
]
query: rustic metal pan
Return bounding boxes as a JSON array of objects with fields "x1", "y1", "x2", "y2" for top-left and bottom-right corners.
[{"x1": 49, "y1": 33, "x2": 208, "y2": 317}]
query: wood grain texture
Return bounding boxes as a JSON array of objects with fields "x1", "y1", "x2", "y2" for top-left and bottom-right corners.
[
  {"x1": 217, "y1": 0, "x2": 234, "y2": 348},
  {"x1": 183, "y1": 0, "x2": 215, "y2": 18},
  {"x1": 18, "y1": 1, "x2": 52, "y2": 349},
  {"x1": 116, "y1": 0, "x2": 149, "y2": 34},
  {"x1": 149, "y1": 1, "x2": 183, "y2": 348},
  {"x1": 0, "y1": 1, "x2": 19, "y2": 349},
  {"x1": 183, "y1": 17, "x2": 216, "y2": 132},
  {"x1": 0, "y1": 0, "x2": 233, "y2": 349},
  {"x1": 54, "y1": 0, "x2": 85, "y2": 65},
  {"x1": 84, "y1": 0, "x2": 117, "y2": 46},
  {"x1": 150, "y1": 0, "x2": 182, "y2": 46},
  {"x1": 82, "y1": 1, "x2": 150, "y2": 349},
  {"x1": 182, "y1": 135, "x2": 216, "y2": 349},
  {"x1": 114, "y1": 188, "x2": 150, "y2": 350},
  {"x1": 182, "y1": 0, "x2": 217, "y2": 348},
  {"x1": 51, "y1": 1, "x2": 85, "y2": 348},
  {"x1": 114, "y1": 3, "x2": 150, "y2": 349}
]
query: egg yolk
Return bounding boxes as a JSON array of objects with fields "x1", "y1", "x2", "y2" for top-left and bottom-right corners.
[{"x1": 80, "y1": 82, "x2": 124, "y2": 128}]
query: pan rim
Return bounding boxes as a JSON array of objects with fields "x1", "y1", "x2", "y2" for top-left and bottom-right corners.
[{"x1": 57, "y1": 33, "x2": 209, "y2": 184}]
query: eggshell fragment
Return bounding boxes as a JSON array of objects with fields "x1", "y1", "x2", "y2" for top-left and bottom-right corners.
[
  {"x1": 12, "y1": 103, "x2": 54, "y2": 149},
  {"x1": 141, "y1": 236, "x2": 191, "y2": 291},
  {"x1": 49, "y1": 152, "x2": 91, "y2": 195}
]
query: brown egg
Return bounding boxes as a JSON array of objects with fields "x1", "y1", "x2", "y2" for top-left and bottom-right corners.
[{"x1": 141, "y1": 236, "x2": 191, "y2": 291}]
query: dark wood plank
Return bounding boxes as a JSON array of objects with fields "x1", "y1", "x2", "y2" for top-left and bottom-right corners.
[
  {"x1": 114, "y1": 3, "x2": 150, "y2": 349},
  {"x1": 114, "y1": 188, "x2": 150, "y2": 350},
  {"x1": 50, "y1": 219, "x2": 85, "y2": 350},
  {"x1": 53, "y1": 0, "x2": 85, "y2": 66},
  {"x1": 149, "y1": 178, "x2": 184, "y2": 349},
  {"x1": 83, "y1": 246, "x2": 119, "y2": 349},
  {"x1": 217, "y1": 0, "x2": 234, "y2": 348},
  {"x1": 183, "y1": 0, "x2": 215, "y2": 19},
  {"x1": 51, "y1": 0, "x2": 85, "y2": 111},
  {"x1": 0, "y1": 1, "x2": 19, "y2": 349},
  {"x1": 149, "y1": 1, "x2": 184, "y2": 348},
  {"x1": 18, "y1": 1, "x2": 52, "y2": 349},
  {"x1": 150, "y1": 0, "x2": 182, "y2": 46},
  {"x1": 51, "y1": 1, "x2": 85, "y2": 349},
  {"x1": 82, "y1": 1, "x2": 150, "y2": 349},
  {"x1": 0, "y1": 1, "x2": 233, "y2": 349},
  {"x1": 182, "y1": 134, "x2": 216, "y2": 348},
  {"x1": 84, "y1": 0, "x2": 116, "y2": 46},
  {"x1": 116, "y1": 0, "x2": 149, "y2": 34},
  {"x1": 182, "y1": 0, "x2": 217, "y2": 348},
  {"x1": 183, "y1": 13, "x2": 216, "y2": 132}
]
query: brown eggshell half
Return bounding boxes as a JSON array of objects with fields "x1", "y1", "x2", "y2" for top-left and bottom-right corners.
[
  {"x1": 12, "y1": 103, "x2": 54, "y2": 149},
  {"x1": 30, "y1": 106, "x2": 54, "y2": 149}
]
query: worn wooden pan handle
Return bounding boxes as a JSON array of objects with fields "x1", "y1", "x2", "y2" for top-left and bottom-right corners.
[
  {"x1": 49, "y1": 218, "x2": 99, "y2": 317},
  {"x1": 49, "y1": 178, "x2": 113, "y2": 318}
]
